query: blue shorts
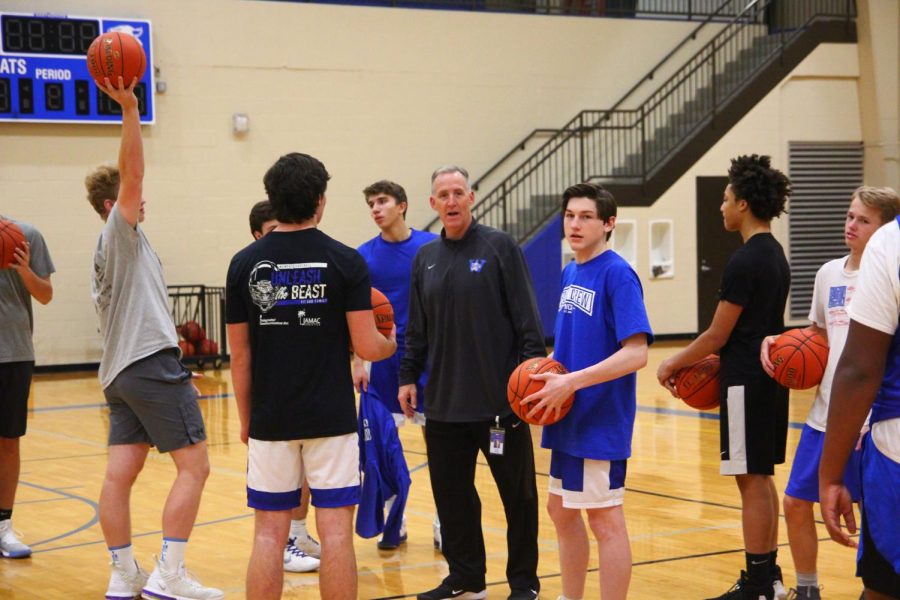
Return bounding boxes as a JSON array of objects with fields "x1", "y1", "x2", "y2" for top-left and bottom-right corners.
[
  {"x1": 549, "y1": 449, "x2": 627, "y2": 509},
  {"x1": 785, "y1": 425, "x2": 861, "y2": 502},
  {"x1": 858, "y1": 432, "x2": 900, "y2": 586}
]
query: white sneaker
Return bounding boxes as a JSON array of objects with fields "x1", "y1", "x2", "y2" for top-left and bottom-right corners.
[
  {"x1": 141, "y1": 557, "x2": 224, "y2": 600},
  {"x1": 0, "y1": 520, "x2": 31, "y2": 558},
  {"x1": 283, "y1": 540, "x2": 319, "y2": 573},
  {"x1": 107, "y1": 560, "x2": 149, "y2": 599},
  {"x1": 433, "y1": 516, "x2": 442, "y2": 553},
  {"x1": 290, "y1": 532, "x2": 321, "y2": 559}
]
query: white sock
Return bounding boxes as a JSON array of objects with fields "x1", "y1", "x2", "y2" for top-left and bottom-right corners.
[
  {"x1": 160, "y1": 537, "x2": 187, "y2": 571},
  {"x1": 109, "y1": 544, "x2": 137, "y2": 574},
  {"x1": 796, "y1": 572, "x2": 818, "y2": 589},
  {"x1": 290, "y1": 519, "x2": 306, "y2": 540}
]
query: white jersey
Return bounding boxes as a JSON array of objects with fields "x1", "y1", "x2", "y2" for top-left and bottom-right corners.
[{"x1": 806, "y1": 256, "x2": 857, "y2": 431}]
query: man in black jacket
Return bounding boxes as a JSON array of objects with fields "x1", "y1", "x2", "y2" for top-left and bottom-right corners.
[{"x1": 399, "y1": 165, "x2": 545, "y2": 600}]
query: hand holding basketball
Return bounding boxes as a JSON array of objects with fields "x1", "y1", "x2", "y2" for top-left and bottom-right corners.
[
  {"x1": 0, "y1": 219, "x2": 26, "y2": 270},
  {"x1": 769, "y1": 327, "x2": 828, "y2": 390},
  {"x1": 507, "y1": 357, "x2": 574, "y2": 426},
  {"x1": 86, "y1": 32, "x2": 146, "y2": 89},
  {"x1": 673, "y1": 355, "x2": 721, "y2": 410}
]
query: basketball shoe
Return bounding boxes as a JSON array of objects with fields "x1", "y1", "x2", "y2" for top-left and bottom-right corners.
[
  {"x1": 417, "y1": 581, "x2": 487, "y2": 599},
  {"x1": 706, "y1": 571, "x2": 774, "y2": 600},
  {"x1": 283, "y1": 539, "x2": 319, "y2": 572},
  {"x1": 106, "y1": 559, "x2": 149, "y2": 600},
  {"x1": 0, "y1": 520, "x2": 31, "y2": 558},
  {"x1": 290, "y1": 531, "x2": 321, "y2": 558},
  {"x1": 786, "y1": 586, "x2": 821, "y2": 600},
  {"x1": 141, "y1": 556, "x2": 224, "y2": 600}
]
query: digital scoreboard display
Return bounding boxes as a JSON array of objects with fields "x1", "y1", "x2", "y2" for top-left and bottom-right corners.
[{"x1": 0, "y1": 13, "x2": 154, "y2": 124}]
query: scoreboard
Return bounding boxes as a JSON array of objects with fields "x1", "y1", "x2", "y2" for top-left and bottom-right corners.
[{"x1": 0, "y1": 12, "x2": 154, "y2": 124}]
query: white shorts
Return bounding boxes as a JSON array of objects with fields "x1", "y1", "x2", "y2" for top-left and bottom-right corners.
[
  {"x1": 247, "y1": 433, "x2": 360, "y2": 511},
  {"x1": 548, "y1": 449, "x2": 627, "y2": 509},
  {"x1": 391, "y1": 411, "x2": 426, "y2": 428}
]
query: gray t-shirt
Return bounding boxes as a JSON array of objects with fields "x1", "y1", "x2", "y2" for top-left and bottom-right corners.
[
  {"x1": 92, "y1": 206, "x2": 177, "y2": 389},
  {"x1": 0, "y1": 217, "x2": 55, "y2": 363}
]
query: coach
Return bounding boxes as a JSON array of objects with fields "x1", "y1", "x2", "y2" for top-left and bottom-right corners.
[{"x1": 399, "y1": 165, "x2": 545, "y2": 600}]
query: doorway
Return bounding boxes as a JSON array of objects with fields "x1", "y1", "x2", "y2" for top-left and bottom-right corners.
[{"x1": 695, "y1": 176, "x2": 743, "y2": 331}]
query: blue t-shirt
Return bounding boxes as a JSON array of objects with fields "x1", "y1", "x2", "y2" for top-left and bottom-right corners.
[
  {"x1": 541, "y1": 250, "x2": 653, "y2": 460},
  {"x1": 357, "y1": 229, "x2": 437, "y2": 348},
  {"x1": 358, "y1": 229, "x2": 437, "y2": 414}
]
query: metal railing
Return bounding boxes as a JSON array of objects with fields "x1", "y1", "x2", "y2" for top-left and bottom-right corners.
[
  {"x1": 266, "y1": 0, "x2": 753, "y2": 19},
  {"x1": 433, "y1": 0, "x2": 854, "y2": 241}
]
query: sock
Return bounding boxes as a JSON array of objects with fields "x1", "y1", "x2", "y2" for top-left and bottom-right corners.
[
  {"x1": 290, "y1": 519, "x2": 307, "y2": 540},
  {"x1": 746, "y1": 551, "x2": 770, "y2": 588},
  {"x1": 160, "y1": 537, "x2": 187, "y2": 571},
  {"x1": 796, "y1": 572, "x2": 818, "y2": 588},
  {"x1": 109, "y1": 544, "x2": 138, "y2": 574},
  {"x1": 0, "y1": 508, "x2": 12, "y2": 522}
]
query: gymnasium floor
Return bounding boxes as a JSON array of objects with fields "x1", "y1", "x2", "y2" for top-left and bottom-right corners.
[{"x1": 1, "y1": 342, "x2": 864, "y2": 598}]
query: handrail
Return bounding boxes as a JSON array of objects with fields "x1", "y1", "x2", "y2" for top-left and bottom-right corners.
[
  {"x1": 425, "y1": 0, "x2": 855, "y2": 238},
  {"x1": 466, "y1": 0, "x2": 740, "y2": 193}
]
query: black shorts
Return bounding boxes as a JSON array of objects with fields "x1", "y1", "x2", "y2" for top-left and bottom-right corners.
[
  {"x1": 719, "y1": 376, "x2": 789, "y2": 476},
  {"x1": 859, "y1": 498, "x2": 900, "y2": 597},
  {"x1": 0, "y1": 361, "x2": 34, "y2": 438}
]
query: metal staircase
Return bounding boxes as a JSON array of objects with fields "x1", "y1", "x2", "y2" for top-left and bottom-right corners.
[{"x1": 425, "y1": 0, "x2": 856, "y2": 242}]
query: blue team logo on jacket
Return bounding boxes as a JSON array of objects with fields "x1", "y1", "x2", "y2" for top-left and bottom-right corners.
[
  {"x1": 469, "y1": 259, "x2": 486, "y2": 273},
  {"x1": 828, "y1": 285, "x2": 847, "y2": 308},
  {"x1": 558, "y1": 284, "x2": 595, "y2": 316}
]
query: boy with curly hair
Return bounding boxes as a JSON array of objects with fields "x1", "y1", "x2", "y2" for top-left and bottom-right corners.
[{"x1": 657, "y1": 155, "x2": 792, "y2": 600}]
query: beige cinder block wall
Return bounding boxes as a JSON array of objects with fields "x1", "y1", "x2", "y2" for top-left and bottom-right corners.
[{"x1": 0, "y1": 0, "x2": 714, "y2": 366}]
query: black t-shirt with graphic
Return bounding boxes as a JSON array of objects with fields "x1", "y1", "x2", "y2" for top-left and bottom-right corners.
[
  {"x1": 226, "y1": 228, "x2": 370, "y2": 440},
  {"x1": 719, "y1": 232, "x2": 790, "y2": 385}
]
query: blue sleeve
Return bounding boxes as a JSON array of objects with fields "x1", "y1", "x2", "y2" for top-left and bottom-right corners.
[{"x1": 610, "y1": 265, "x2": 653, "y2": 345}]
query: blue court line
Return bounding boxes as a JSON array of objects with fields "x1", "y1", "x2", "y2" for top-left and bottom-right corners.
[
  {"x1": 27, "y1": 391, "x2": 807, "y2": 430},
  {"x1": 31, "y1": 512, "x2": 253, "y2": 554},
  {"x1": 18, "y1": 481, "x2": 99, "y2": 548}
]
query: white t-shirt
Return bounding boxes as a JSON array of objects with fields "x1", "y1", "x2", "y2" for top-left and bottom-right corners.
[
  {"x1": 848, "y1": 219, "x2": 900, "y2": 461},
  {"x1": 805, "y1": 256, "x2": 856, "y2": 431}
]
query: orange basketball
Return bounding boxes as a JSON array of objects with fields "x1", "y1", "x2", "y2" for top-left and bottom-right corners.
[
  {"x1": 0, "y1": 219, "x2": 26, "y2": 269},
  {"x1": 196, "y1": 338, "x2": 219, "y2": 356},
  {"x1": 371, "y1": 287, "x2": 394, "y2": 338},
  {"x1": 86, "y1": 31, "x2": 146, "y2": 88},
  {"x1": 770, "y1": 328, "x2": 829, "y2": 390},
  {"x1": 507, "y1": 357, "x2": 573, "y2": 426},
  {"x1": 178, "y1": 340, "x2": 195, "y2": 358},
  {"x1": 181, "y1": 321, "x2": 204, "y2": 343},
  {"x1": 673, "y1": 354, "x2": 721, "y2": 410}
]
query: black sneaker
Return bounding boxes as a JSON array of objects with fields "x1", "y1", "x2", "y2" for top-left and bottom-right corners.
[
  {"x1": 376, "y1": 532, "x2": 408, "y2": 550},
  {"x1": 416, "y1": 582, "x2": 487, "y2": 600},
  {"x1": 507, "y1": 589, "x2": 539, "y2": 600},
  {"x1": 706, "y1": 571, "x2": 774, "y2": 600}
]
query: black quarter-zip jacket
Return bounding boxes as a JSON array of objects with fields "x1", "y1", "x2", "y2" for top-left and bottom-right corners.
[{"x1": 399, "y1": 221, "x2": 546, "y2": 422}]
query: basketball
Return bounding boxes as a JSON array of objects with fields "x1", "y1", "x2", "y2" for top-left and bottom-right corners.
[
  {"x1": 196, "y1": 338, "x2": 219, "y2": 356},
  {"x1": 371, "y1": 287, "x2": 394, "y2": 337},
  {"x1": 674, "y1": 354, "x2": 721, "y2": 410},
  {"x1": 178, "y1": 340, "x2": 195, "y2": 358},
  {"x1": 86, "y1": 32, "x2": 147, "y2": 88},
  {"x1": 507, "y1": 357, "x2": 574, "y2": 426},
  {"x1": 0, "y1": 219, "x2": 26, "y2": 269},
  {"x1": 769, "y1": 328, "x2": 829, "y2": 390},
  {"x1": 181, "y1": 320, "x2": 204, "y2": 343}
]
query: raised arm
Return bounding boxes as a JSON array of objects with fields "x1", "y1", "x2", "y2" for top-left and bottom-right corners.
[{"x1": 100, "y1": 77, "x2": 143, "y2": 226}]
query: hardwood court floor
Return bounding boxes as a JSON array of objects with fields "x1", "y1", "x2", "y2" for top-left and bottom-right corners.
[{"x1": 2, "y1": 342, "x2": 865, "y2": 599}]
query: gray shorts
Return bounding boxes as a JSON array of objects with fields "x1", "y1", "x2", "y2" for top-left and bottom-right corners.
[{"x1": 104, "y1": 349, "x2": 207, "y2": 453}]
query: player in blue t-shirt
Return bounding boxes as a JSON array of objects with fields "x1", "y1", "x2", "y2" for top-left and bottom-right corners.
[
  {"x1": 522, "y1": 183, "x2": 652, "y2": 600},
  {"x1": 820, "y1": 215, "x2": 900, "y2": 599},
  {"x1": 352, "y1": 180, "x2": 437, "y2": 550}
]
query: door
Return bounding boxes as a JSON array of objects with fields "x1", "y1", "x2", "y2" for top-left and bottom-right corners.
[{"x1": 696, "y1": 176, "x2": 743, "y2": 331}]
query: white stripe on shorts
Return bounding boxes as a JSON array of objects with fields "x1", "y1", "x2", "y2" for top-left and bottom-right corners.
[{"x1": 721, "y1": 384, "x2": 748, "y2": 475}]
